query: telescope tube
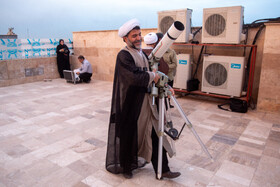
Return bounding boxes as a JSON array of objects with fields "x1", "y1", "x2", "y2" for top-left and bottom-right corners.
[{"x1": 148, "y1": 21, "x2": 185, "y2": 60}]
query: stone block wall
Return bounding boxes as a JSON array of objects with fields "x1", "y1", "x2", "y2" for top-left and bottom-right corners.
[
  {"x1": 0, "y1": 56, "x2": 61, "y2": 87},
  {"x1": 72, "y1": 26, "x2": 279, "y2": 113},
  {"x1": 257, "y1": 23, "x2": 280, "y2": 113},
  {"x1": 72, "y1": 29, "x2": 157, "y2": 82},
  {"x1": 1, "y1": 24, "x2": 279, "y2": 113}
]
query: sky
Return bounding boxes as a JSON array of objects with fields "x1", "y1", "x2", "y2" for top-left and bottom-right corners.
[{"x1": 0, "y1": 0, "x2": 279, "y2": 39}]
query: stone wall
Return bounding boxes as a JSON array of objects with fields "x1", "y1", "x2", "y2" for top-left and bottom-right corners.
[
  {"x1": 72, "y1": 28, "x2": 266, "y2": 105},
  {"x1": 1, "y1": 24, "x2": 279, "y2": 113},
  {"x1": 72, "y1": 29, "x2": 157, "y2": 82},
  {"x1": 0, "y1": 56, "x2": 61, "y2": 87},
  {"x1": 72, "y1": 26, "x2": 280, "y2": 113},
  {"x1": 257, "y1": 23, "x2": 280, "y2": 113}
]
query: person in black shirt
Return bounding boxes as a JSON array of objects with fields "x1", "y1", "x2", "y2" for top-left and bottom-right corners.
[{"x1": 56, "y1": 39, "x2": 70, "y2": 78}]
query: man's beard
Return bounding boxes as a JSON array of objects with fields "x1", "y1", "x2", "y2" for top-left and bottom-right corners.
[{"x1": 127, "y1": 38, "x2": 141, "y2": 50}]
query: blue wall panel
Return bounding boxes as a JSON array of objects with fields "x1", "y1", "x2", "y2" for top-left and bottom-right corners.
[{"x1": 0, "y1": 39, "x2": 73, "y2": 60}]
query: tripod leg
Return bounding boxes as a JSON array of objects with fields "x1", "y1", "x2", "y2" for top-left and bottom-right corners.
[
  {"x1": 170, "y1": 95, "x2": 214, "y2": 161},
  {"x1": 157, "y1": 97, "x2": 164, "y2": 179},
  {"x1": 164, "y1": 97, "x2": 172, "y2": 123}
]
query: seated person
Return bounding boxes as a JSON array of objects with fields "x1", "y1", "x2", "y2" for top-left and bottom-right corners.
[{"x1": 75, "y1": 55, "x2": 93, "y2": 83}]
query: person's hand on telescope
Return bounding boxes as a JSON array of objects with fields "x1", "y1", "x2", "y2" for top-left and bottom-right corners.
[
  {"x1": 166, "y1": 84, "x2": 175, "y2": 97},
  {"x1": 169, "y1": 88, "x2": 175, "y2": 96},
  {"x1": 152, "y1": 69, "x2": 160, "y2": 83}
]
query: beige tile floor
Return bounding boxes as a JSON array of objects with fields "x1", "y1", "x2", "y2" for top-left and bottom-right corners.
[{"x1": 0, "y1": 79, "x2": 279, "y2": 187}]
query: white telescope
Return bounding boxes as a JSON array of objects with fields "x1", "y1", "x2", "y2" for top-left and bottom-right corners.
[
  {"x1": 150, "y1": 21, "x2": 185, "y2": 102},
  {"x1": 148, "y1": 21, "x2": 185, "y2": 180},
  {"x1": 147, "y1": 21, "x2": 213, "y2": 180},
  {"x1": 148, "y1": 21, "x2": 185, "y2": 65}
]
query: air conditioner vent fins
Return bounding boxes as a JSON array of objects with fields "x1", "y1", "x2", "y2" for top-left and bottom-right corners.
[
  {"x1": 204, "y1": 63, "x2": 227, "y2": 86},
  {"x1": 159, "y1": 16, "x2": 175, "y2": 34},
  {"x1": 205, "y1": 14, "x2": 226, "y2": 36}
]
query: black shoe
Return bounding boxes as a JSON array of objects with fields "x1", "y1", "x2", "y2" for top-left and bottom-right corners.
[
  {"x1": 161, "y1": 171, "x2": 181, "y2": 179},
  {"x1": 123, "y1": 172, "x2": 133, "y2": 179},
  {"x1": 169, "y1": 105, "x2": 174, "y2": 108}
]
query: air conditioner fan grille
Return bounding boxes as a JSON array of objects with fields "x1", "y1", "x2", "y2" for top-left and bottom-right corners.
[
  {"x1": 160, "y1": 16, "x2": 175, "y2": 34},
  {"x1": 205, "y1": 14, "x2": 226, "y2": 36},
  {"x1": 205, "y1": 63, "x2": 227, "y2": 86}
]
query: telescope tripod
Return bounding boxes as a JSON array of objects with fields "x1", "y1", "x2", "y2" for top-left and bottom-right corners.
[{"x1": 156, "y1": 86, "x2": 213, "y2": 180}]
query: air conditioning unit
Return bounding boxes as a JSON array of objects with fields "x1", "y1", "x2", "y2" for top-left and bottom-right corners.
[
  {"x1": 202, "y1": 6, "x2": 245, "y2": 44},
  {"x1": 158, "y1": 9, "x2": 192, "y2": 43},
  {"x1": 173, "y1": 54, "x2": 192, "y2": 89},
  {"x1": 201, "y1": 55, "x2": 245, "y2": 97}
]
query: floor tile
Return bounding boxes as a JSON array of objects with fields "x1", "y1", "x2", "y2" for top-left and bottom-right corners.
[
  {"x1": 215, "y1": 160, "x2": 256, "y2": 186},
  {"x1": 0, "y1": 79, "x2": 279, "y2": 186}
]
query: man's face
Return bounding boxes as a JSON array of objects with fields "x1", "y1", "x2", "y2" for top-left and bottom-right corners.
[
  {"x1": 124, "y1": 29, "x2": 142, "y2": 50},
  {"x1": 78, "y1": 58, "x2": 83, "y2": 63}
]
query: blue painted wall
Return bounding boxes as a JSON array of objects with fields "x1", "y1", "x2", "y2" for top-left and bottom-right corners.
[{"x1": 0, "y1": 38, "x2": 73, "y2": 60}]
